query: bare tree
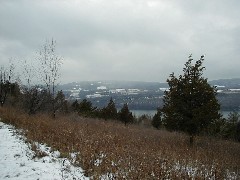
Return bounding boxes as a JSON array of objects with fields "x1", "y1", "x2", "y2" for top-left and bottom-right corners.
[
  {"x1": 38, "y1": 39, "x2": 63, "y2": 117},
  {"x1": 0, "y1": 66, "x2": 8, "y2": 106},
  {"x1": 22, "y1": 59, "x2": 36, "y2": 90},
  {"x1": 0, "y1": 60, "x2": 17, "y2": 106}
]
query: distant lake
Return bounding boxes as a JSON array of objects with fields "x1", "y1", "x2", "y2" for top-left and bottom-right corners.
[
  {"x1": 131, "y1": 110, "x2": 157, "y2": 117},
  {"x1": 131, "y1": 109, "x2": 240, "y2": 118},
  {"x1": 220, "y1": 111, "x2": 240, "y2": 118}
]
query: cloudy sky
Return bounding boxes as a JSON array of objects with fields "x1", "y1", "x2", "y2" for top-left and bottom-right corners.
[{"x1": 0, "y1": 0, "x2": 240, "y2": 84}]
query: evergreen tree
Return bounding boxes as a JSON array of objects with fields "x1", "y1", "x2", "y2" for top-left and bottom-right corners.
[
  {"x1": 101, "y1": 98, "x2": 118, "y2": 120},
  {"x1": 237, "y1": 121, "x2": 240, "y2": 142},
  {"x1": 152, "y1": 108, "x2": 162, "y2": 129},
  {"x1": 162, "y1": 55, "x2": 221, "y2": 144},
  {"x1": 222, "y1": 112, "x2": 240, "y2": 141},
  {"x1": 71, "y1": 100, "x2": 79, "y2": 112},
  {"x1": 78, "y1": 99, "x2": 96, "y2": 117},
  {"x1": 119, "y1": 103, "x2": 134, "y2": 125},
  {"x1": 55, "y1": 90, "x2": 68, "y2": 114},
  {"x1": 23, "y1": 86, "x2": 42, "y2": 115}
]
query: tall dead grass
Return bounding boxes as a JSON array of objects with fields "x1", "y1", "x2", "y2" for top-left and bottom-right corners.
[{"x1": 0, "y1": 107, "x2": 239, "y2": 179}]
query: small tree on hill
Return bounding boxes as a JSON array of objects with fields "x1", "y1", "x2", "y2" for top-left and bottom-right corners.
[
  {"x1": 118, "y1": 103, "x2": 134, "y2": 125},
  {"x1": 101, "y1": 98, "x2": 118, "y2": 120},
  {"x1": 71, "y1": 100, "x2": 79, "y2": 112},
  {"x1": 152, "y1": 108, "x2": 162, "y2": 129},
  {"x1": 222, "y1": 112, "x2": 240, "y2": 141},
  {"x1": 78, "y1": 99, "x2": 96, "y2": 117},
  {"x1": 237, "y1": 121, "x2": 240, "y2": 142},
  {"x1": 23, "y1": 86, "x2": 45, "y2": 115},
  {"x1": 55, "y1": 90, "x2": 68, "y2": 114},
  {"x1": 162, "y1": 55, "x2": 221, "y2": 145}
]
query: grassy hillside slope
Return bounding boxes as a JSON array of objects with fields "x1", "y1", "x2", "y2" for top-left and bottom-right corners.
[{"x1": 0, "y1": 107, "x2": 239, "y2": 179}]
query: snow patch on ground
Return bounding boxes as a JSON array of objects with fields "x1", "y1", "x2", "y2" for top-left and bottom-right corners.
[{"x1": 0, "y1": 121, "x2": 89, "y2": 180}]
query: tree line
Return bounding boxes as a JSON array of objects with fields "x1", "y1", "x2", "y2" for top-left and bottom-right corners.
[{"x1": 71, "y1": 98, "x2": 134, "y2": 125}]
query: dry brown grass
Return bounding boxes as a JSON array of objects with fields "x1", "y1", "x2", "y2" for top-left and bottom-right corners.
[{"x1": 0, "y1": 106, "x2": 240, "y2": 179}]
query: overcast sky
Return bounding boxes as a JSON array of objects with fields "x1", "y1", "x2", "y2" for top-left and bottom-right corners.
[{"x1": 0, "y1": 0, "x2": 240, "y2": 84}]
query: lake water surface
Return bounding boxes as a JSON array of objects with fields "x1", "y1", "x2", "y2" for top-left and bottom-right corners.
[{"x1": 131, "y1": 109, "x2": 240, "y2": 118}]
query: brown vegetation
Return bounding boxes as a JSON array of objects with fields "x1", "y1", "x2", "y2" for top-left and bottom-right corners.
[{"x1": 0, "y1": 107, "x2": 239, "y2": 179}]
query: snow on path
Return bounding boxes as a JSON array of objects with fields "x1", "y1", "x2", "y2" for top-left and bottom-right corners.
[{"x1": 0, "y1": 121, "x2": 89, "y2": 180}]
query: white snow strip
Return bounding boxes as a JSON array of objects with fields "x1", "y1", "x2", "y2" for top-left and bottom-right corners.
[{"x1": 0, "y1": 121, "x2": 89, "y2": 180}]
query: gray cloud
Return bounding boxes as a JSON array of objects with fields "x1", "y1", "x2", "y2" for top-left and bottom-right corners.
[{"x1": 0, "y1": 0, "x2": 240, "y2": 83}]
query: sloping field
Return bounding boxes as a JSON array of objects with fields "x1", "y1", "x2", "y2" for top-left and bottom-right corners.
[{"x1": 0, "y1": 107, "x2": 239, "y2": 179}]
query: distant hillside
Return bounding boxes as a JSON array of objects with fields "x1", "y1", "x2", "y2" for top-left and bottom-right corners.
[
  {"x1": 59, "y1": 79, "x2": 240, "y2": 111},
  {"x1": 209, "y1": 78, "x2": 240, "y2": 89},
  {"x1": 60, "y1": 78, "x2": 240, "y2": 90},
  {"x1": 60, "y1": 80, "x2": 168, "y2": 91}
]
